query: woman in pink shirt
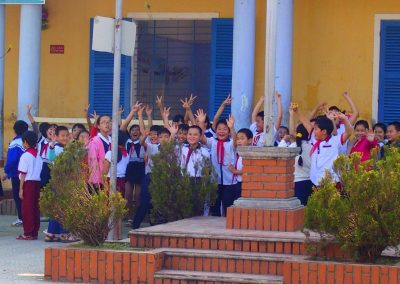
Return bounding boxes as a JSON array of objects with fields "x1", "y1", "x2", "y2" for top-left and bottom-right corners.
[{"x1": 350, "y1": 120, "x2": 378, "y2": 163}]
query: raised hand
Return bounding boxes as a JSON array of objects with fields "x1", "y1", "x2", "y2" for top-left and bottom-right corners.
[
  {"x1": 289, "y1": 102, "x2": 299, "y2": 113},
  {"x1": 342, "y1": 91, "x2": 350, "y2": 99},
  {"x1": 195, "y1": 109, "x2": 206, "y2": 123},
  {"x1": 367, "y1": 128, "x2": 375, "y2": 142},
  {"x1": 91, "y1": 110, "x2": 98, "y2": 122},
  {"x1": 275, "y1": 91, "x2": 282, "y2": 100},
  {"x1": 156, "y1": 95, "x2": 163, "y2": 108},
  {"x1": 84, "y1": 104, "x2": 90, "y2": 114},
  {"x1": 226, "y1": 114, "x2": 235, "y2": 129},
  {"x1": 169, "y1": 123, "x2": 178, "y2": 137},
  {"x1": 137, "y1": 105, "x2": 145, "y2": 116},
  {"x1": 132, "y1": 101, "x2": 142, "y2": 112},
  {"x1": 145, "y1": 105, "x2": 153, "y2": 116},
  {"x1": 26, "y1": 104, "x2": 32, "y2": 114},
  {"x1": 118, "y1": 106, "x2": 124, "y2": 115},
  {"x1": 181, "y1": 97, "x2": 190, "y2": 109},
  {"x1": 223, "y1": 94, "x2": 232, "y2": 106},
  {"x1": 188, "y1": 94, "x2": 197, "y2": 106},
  {"x1": 326, "y1": 110, "x2": 338, "y2": 121},
  {"x1": 336, "y1": 112, "x2": 347, "y2": 121},
  {"x1": 162, "y1": 107, "x2": 171, "y2": 118}
]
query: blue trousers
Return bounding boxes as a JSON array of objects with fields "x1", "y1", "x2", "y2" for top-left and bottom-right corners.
[
  {"x1": 294, "y1": 180, "x2": 313, "y2": 205},
  {"x1": 132, "y1": 174, "x2": 151, "y2": 229},
  {"x1": 11, "y1": 176, "x2": 22, "y2": 220},
  {"x1": 47, "y1": 219, "x2": 65, "y2": 235}
]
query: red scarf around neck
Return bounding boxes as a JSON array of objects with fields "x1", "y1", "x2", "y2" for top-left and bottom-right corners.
[{"x1": 310, "y1": 136, "x2": 331, "y2": 157}]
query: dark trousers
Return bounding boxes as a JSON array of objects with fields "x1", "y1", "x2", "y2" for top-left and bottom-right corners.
[
  {"x1": 294, "y1": 180, "x2": 313, "y2": 206},
  {"x1": 211, "y1": 185, "x2": 223, "y2": 216},
  {"x1": 40, "y1": 162, "x2": 51, "y2": 189},
  {"x1": 21, "y1": 181, "x2": 40, "y2": 237},
  {"x1": 132, "y1": 174, "x2": 151, "y2": 229},
  {"x1": 212, "y1": 184, "x2": 240, "y2": 217},
  {"x1": 11, "y1": 176, "x2": 22, "y2": 220},
  {"x1": 47, "y1": 219, "x2": 65, "y2": 235}
]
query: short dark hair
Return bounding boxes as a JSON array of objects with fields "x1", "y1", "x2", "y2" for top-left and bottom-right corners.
[
  {"x1": 172, "y1": 114, "x2": 184, "y2": 124},
  {"x1": 237, "y1": 128, "x2": 253, "y2": 139},
  {"x1": 129, "y1": 124, "x2": 139, "y2": 132},
  {"x1": 72, "y1": 123, "x2": 86, "y2": 131},
  {"x1": 354, "y1": 120, "x2": 369, "y2": 130},
  {"x1": 21, "y1": 131, "x2": 38, "y2": 148},
  {"x1": 96, "y1": 115, "x2": 110, "y2": 126},
  {"x1": 77, "y1": 129, "x2": 89, "y2": 139},
  {"x1": 55, "y1": 126, "x2": 69, "y2": 136},
  {"x1": 188, "y1": 125, "x2": 203, "y2": 135},
  {"x1": 39, "y1": 122, "x2": 50, "y2": 138},
  {"x1": 159, "y1": 127, "x2": 171, "y2": 137},
  {"x1": 149, "y1": 125, "x2": 162, "y2": 134},
  {"x1": 279, "y1": 126, "x2": 290, "y2": 134},
  {"x1": 13, "y1": 120, "x2": 29, "y2": 136},
  {"x1": 388, "y1": 121, "x2": 400, "y2": 132},
  {"x1": 256, "y1": 111, "x2": 264, "y2": 119},
  {"x1": 215, "y1": 119, "x2": 228, "y2": 130},
  {"x1": 373, "y1": 122, "x2": 387, "y2": 133},
  {"x1": 178, "y1": 124, "x2": 189, "y2": 132},
  {"x1": 315, "y1": 116, "x2": 334, "y2": 136},
  {"x1": 328, "y1": 106, "x2": 343, "y2": 113}
]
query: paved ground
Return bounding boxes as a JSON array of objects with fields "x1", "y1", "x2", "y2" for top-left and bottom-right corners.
[{"x1": 0, "y1": 215, "x2": 133, "y2": 283}]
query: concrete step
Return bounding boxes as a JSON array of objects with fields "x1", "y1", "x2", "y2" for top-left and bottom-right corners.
[
  {"x1": 154, "y1": 269, "x2": 283, "y2": 284},
  {"x1": 162, "y1": 248, "x2": 307, "y2": 276}
]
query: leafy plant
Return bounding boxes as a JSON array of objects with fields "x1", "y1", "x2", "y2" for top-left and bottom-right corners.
[
  {"x1": 40, "y1": 142, "x2": 127, "y2": 246},
  {"x1": 305, "y1": 147, "x2": 400, "y2": 262},
  {"x1": 149, "y1": 142, "x2": 217, "y2": 223}
]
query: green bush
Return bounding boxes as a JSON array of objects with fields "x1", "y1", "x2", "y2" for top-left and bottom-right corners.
[
  {"x1": 39, "y1": 142, "x2": 127, "y2": 246},
  {"x1": 149, "y1": 142, "x2": 217, "y2": 223},
  {"x1": 305, "y1": 147, "x2": 400, "y2": 262}
]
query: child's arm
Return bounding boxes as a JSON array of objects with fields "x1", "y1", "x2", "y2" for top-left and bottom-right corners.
[
  {"x1": 337, "y1": 112, "x2": 353, "y2": 143},
  {"x1": 161, "y1": 107, "x2": 171, "y2": 128},
  {"x1": 342, "y1": 92, "x2": 359, "y2": 126},
  {"x1": 227, "y1": 114, "x2": 236, "y2": 147},
  {"x1": 366, "y1": 128, "x2": 379, "y2": 148},
  {"x1": 212, "y1": 94, "x2": 231, "y2": 130},
  {"x1": 19, "y1": 173, "x2": 26, "y2": 200},
  {"x1": 326, "y1": 111, "x2": 338, "y2": 136},
  {"x1": 168, "y1": 124, "x2": 178, "y2": 142},
  {"x1": 228, "y1": 165, "x2": 242, "y2": 175},
  {"x1": 181, "y1": 94, "x2": 197, "y2": 126},
  {"x1": 120, "y1": 102, "x2": 141, "y2": 132},
  {"x1": 292, "y1": 105, "x2": 313, "y2": 134},
  {"x1": 84, "y1": 104, "x2": 93, "y2": 130},
  {"x1": 251, "y1": 96, "x2": 264, "y2": 123},
  {"x1": 309, "y1": 101, "x2": 327, "y2": 120},
  {"x1": 26, "y1": 104, "x2": 40, "y2": 136},
  {"x1": 145, "y1": 105, "x2": 153, "y2": 129},
  {"x1": 156, "y1": 95, "x2": 164, "y2": 118},
  {"x1": 274, "y1": 92, "x2": 283, "y2": 130},
  {"x1": 289, "y1": 103, "x2": 296, "y2": 138},
  {"x1": 137, "y1": 105, "x2": 148, "y2": 146},
  {"x1": 195, "y1": 109, "x2": 208, "y2": 145}
]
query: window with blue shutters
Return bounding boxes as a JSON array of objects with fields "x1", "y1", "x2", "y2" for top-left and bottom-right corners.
[
  {"x1": 378, "y1": 20, "x2": 400, "y2": 124},
  {"x1": 209, "y1": 18, "x2": 233, "y2": 119},
  {"x1": 88, "y1": 18, "x2": 132, "y2": 117}
]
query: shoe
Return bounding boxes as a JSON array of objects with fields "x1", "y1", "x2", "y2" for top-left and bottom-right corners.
[
  {"x1": 16, "y1": 235, "x2": 35, "y2": 240},
  {"x1": 11, "y1": 219, "x2": 23, "y2": 227}
]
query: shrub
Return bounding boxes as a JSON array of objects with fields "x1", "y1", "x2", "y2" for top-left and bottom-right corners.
[
  {"x1": 149, "y1": 142, "x2": 217, "y2": 223},
  {"x1": 39, "y1": 142, "x2": 127, "y2": 246},
  {"x1": 305, "y1": 147, "x2": 400, "y2": 262}
]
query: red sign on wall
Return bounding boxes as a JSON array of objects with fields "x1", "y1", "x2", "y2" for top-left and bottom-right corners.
[{"x1": 50, "y1": 45, "x2": 64, "y2": 54}]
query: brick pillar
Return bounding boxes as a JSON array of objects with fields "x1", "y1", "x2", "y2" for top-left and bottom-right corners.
[{"x1": 226, "y1": 147, "x2": 304, "y2": 231}]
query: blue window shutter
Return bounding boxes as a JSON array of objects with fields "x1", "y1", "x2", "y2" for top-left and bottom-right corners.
[
  {"x1": 378, "y1": 20, "x2": 400, "y2": 124},
  {"x1": 89, "y1": 18, "x2": 131, "y2": 117},
  {"x1": 209, "y1": 18, "x2": 233, "y2": 119}
]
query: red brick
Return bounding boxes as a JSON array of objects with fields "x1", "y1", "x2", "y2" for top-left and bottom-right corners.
[
  {"x1": 318, "y1": 263, "x2": 327, "y2": 283},
  {"x1": 202, "y1": 238, "x2": 210, "y2": 249},
  {"x1": 203, "y1": 258, "x2": 211, "y2": 272},
  {"x1": 244, "y1": 165, "x2": 264, "y2": 173},
  {"x1": 241, "y1": 189, "x2": 251, "y2": 197},
  {"x1": 279, "y1": 210, "x2": 287, "y2": 231},
  {"x1": 242, "y1": 182, "x2": 264, "y2": 190},
  {"x1": 381, "y1": 266, "x2": 389, "y2": 284},
  {"x1": 264, "y1": 210, "x2": 271, "y2": 230},
  {"x1": 263, "y1": 182, "x2": 293, "y2": 191},
  {"x1": 259, "y1": 241, "x2": 267, "y2": 253},
  {"x1": 194, "y1": 238, "x2": 202, "y2": 249},
  {"x1": 153, "y1": 236, "x2": 161, "y2": 247},
  {"x1": 251, "y1": 174, "x2": 276, "y2": 182},
  {"x1": 89, "y1": 251, "x2": 98, "y2": 280},
  {"x1": 195, "y1": 256, "x2": 202, "y2": 271},
  {"x1": 138, "y1": 236, "x2": 145, "y2": 247},
  {"x1": 255, "y1": 209, "x2": 264, "y2": 230},
  {"x1": 242, "y1": 174, "x2": 251, "y2": 182},
  {"x1": 122, "y1": 253, "x2": 130, "y2": 282},
  {"x1": 261, "y1": 261, "x2": 268, "y2": 274},
  {"x1": 248, "y1": 208, "x2": 256, "y2": 230},
  {"x1": 97, "y1": 251, "x2": 106, "y2": 284},
  {"x1": 251, "y1": 241, "x2": 258, "y2": 252},
  {"x1": 211, "y1": 258, "x2": 219, "y2": 272},
  {"x1": 186, "y1": 237, "x2": 194, "y2": 249},
  {"x1": 271, "y1": 210, "x2": 279, "y2": 231},
  {"x1": 244, "y1": 259, "x2": 252, "y2": 274},
  {"x1": 218, "y1": 239, "x2": 226, "y2": 250},
  {"x1": 282, "y1": 262, "x2": 291, "y2": 284},
  {"x1": 59, "y1": 249, "x2": 67, "y2": 279},
  {"x1": 292, "y1": 243, "x2": 300, "y2": 255},
  {"x1": 74, "y1": 250, "x2": 82, "y2": 280},
  {"x1": 161, "y1": 237, "x2": 169, "y2": 247},
  {"x1": 277, "y1": 159, "x2": 295, "y2": 167},
  {"x1": 81, "y1": 251, "x2": 90, "y2": 282},
  {"x1": 327, "y1": 263, "x2": 335, "y2": 284},
  {"x1": 236, "y1": 259, "x2": 244, "y2": 273},
  {"x1": 51, "y1": 249, "x2": 59, "y2": 281},
  {"x1": 66, "y1": 250, "x2": 75, "y2": 282},
  {"x1": 233, "y1": 207, "x2": 241, "y2": 229},
  {"x1": 336, "y1": 263, "x2": 344, "y2": 284},
  {"x1": 269, "y1": 261, "x2": 277, "y2": 275},
  {"x1": 240, "y1": 208, "x2": 249, "y2": 229},
  {"x1": 389, "y1": 266, "x2": 398, "y2": 284},
  {"x1": 284, "y1": 242, "x2": 291, "y2": 254},
  {"x1": 243, "y1": 159, "x2": 251, "y2": 166},
  {"x1": 226, "y1": 240, "x2": 234, "y2": 251},
  {"x1": 252, "y1": 159, "x2": 277, "y2": 166},
  {"x1": 226, "y1": 207, "x2": 233, "y2": 229},
  {"x1": 277, "y1": 262, "x2": 283, "y2": 275},
  {"x1": 131, "y1": 254, "x2": 138, "y2": 283},
  {"x1": 130, "y1": 235, "x2": 137, "y2": 247},
  {"x1": 276, "y1": 174, "x2": 294, "y2": 183},
  {"x1": 300, "y1": 262, "x2": 309, "y2": 284},
  {"x1": 219, "y1": 258, "x2": 227, "y2": 273},
  {"x1": 178, "y1": 237, "x2": 186, "y2": 248},
  {"x1": 234, "y1": 240, "x2": 242, "y2": 251},
  {"x1": 170, "y1": 237, "x2": 177, "y2": 248},
  {"x1": 187, "y1": 257, "x2": 195, "y2": 271},
  {"x1": 267, "y1": 242, "x2": 275, "y2": 253},
  {"x1": 263, "y1": 166, "x2": 292, "y2": 174},
  {"x1": 227, "y1": 259, "x2": 235, "y2": 273},
  {"x1": 309, "y1": 263, "x2": 318, "y2": 284},
  {"x1": 138, "y1": 253, "x2": 147, "y2": 282},
  {"x1": 292, "y1": 262, "x2": 300, "y2": 284},
  {"x1": 276, "y1": 242, "x2": 283, "y2": 253},
  {"x1": 180, "y1": 256, "x2": 188, "y2": 270},
  {"x1": 113, "y1": 253, "x2": 122, "y2": 284},
  {"x1": 287, "y1": 210, "x2": 295, "y2": 232},
  {"x1": 44, "y1": 249, "x2": 52, "y2": 279},
  {"x1": 242, "y1": 241, "x2": 250, "y2": 252}
]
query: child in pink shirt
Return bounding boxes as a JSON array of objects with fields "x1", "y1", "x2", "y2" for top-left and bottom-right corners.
[{"x1": 350, "y1": 120, "x2": 378, "y2": 163}]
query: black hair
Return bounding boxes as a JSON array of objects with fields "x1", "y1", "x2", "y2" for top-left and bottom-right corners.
[
  {"x1": 129, "y1": 124, "x2": 139, "y2": 132},
  {"x1": 77, "y1": 129, "x2": 89, "y2": 139},
  {"x1": 215, "y1": 119, "x2": 229, "y2": 130},
  {"x1": 310, "y1": 118, "x2": 317, "y2": 123},
  {"x1": 328, "y1": 106, "x2": 345, "y2": 113},
  {"x1": 178, "y1": 124, "x2": 189, "y2": 132},
  {"x1": 295, "y1": 124, "x2": 310, "y2": 167},
  {"x1": 188, "y1": 125, "x2": 203, "y2": 136},
  {"x1": 13, "y1": 120, "x2": 29, "y2": 136},
  {"x1": 205, "y1": 115, "x2": 211, "y2": 129},
  {"x1": 388, "y1": 121, "x2": 400, "y2": 132},
  {"x1": 256, "y1": 111, "x2": 264, "y2": 119},
  {"x1": 117, "y1": 131, "x2": 129, "y2": 163},
  {"x1": 72, "y1": 123, "x2": 85, "y2": 131},
  {"x1": 159, "y1": 127, "x2": 171, "y2": 137},
  {"x1": 237, "y1": 128, "x2": 253, "y2": 139},
  {"x1": 96, "y1": 115, "x2": 110, "y2": 126},
  {"x1": 149, "y1": 125, "x2": 162, "y2": 134},
  {"x1": 21, "y1": 131, "x2": 38, "y2": 148},
  {"x1": 39, "y1": 122, "x2": 50, "y2": 138},
  {"x1": 315, "y1": 116, "x2": 334, "y2": 136},
  {"x1": 373, "y1": 122, "x2": 387, "y2": 133},
  {"x1": 279, "y1": 126, "x2": 290, "y2": 134},
  {"x1": 354, "y1": 120, "x2": 369, "y2": 130},
  {"x1": 172, "y1": 114, "x2": 184, "y2": 124},
  {"x1": 55, "y1": 126, "x2": 69, "y2": 136}
]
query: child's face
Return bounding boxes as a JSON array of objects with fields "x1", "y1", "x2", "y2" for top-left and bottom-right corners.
[
  {"x1": 78, "y1": 132, "x2": 90, "y2": 145},
  {"x1": 374, "y1": 127, "x2": 385, "y2": 141},
  {"x1": 47, "y1": 127, "x2": 56, "y2": 140},
  {"x1": 314, "y1": 125, "x2": 328, "y2": 140},
  {"x1": 187, "y1": 128, "x2": 201, "y2": 146},
  {"x1": 236, "y1": 133, "x2": 252, "y2": 147},
  {"x1": 149, "y1": 131, "x2": 159, "y2": 144},
  {"x1": 256, "y1": 116, "x2": 263, "y2": 132},
  {"x1": 386, "y1": 125, "x2": 400, "y2": 143},
  {"x1": 98, "y1": 116, "x2": 111, "y2": 135},
  {"x1": 158, "y1": 133, "x2": 170, "y2": 144},
  {"x1": 216, "y1": 123, "x2": 230, "y2": 141},
  {"x1": 177, "y1": 129, "x2": 188, "y2": 144},
  {"x1": 57, "y1": 130, "x2": 70, "y2": 146},
  {"x1": 355, "y1": 125, "x2": 367, "y2": 140},
  {"x1": 22, "y1": 140, "x2": 30, "y2": 149},
  {"x1": 278, "y1": 127, "x2": 289, "y2": 140},
  {"x1": 72, "y1": 127, "x2": 82, "y2": 140},
  {"x1": 130, "y1": 127, "x2": 140, "y2": 141}
]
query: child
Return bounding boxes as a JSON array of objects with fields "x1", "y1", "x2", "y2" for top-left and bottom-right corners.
[
  {"x1": 16, "y1": 131, "x2": 43, "y2": 240},
  {"x1": 78, "y1": 129, "x2": 90, "y2": 146},
  {"x1": 38, "y1": 123, "x2": 57, "y2": 188},
  {"x1": 71, "y1": 123, "x2": 86, "y2": 141},
  {"x1": 373, "y1": 123, "x2": 387, "y2": 148},
  {"x1": 250, "y1": 92, "x2": 282, "y2": 146},
  {"x1": 198, "y1": 109, "x2": 237, "y2": 217},
  {"x1": 228, "y1": 128, "x2": 253, "y2": 201},
  {"x1": 385, "y1": 121, "x2": 400, "y2": 147},
  {"x1": 180, "y1": 125, "x2": 211, "y2": 216},
  {"x1": 3, "y1": 120, "x2": 28, "y2": 226},
  {"x1": 177, "y1": 124, "x2": 189, "y2": 145},
  {"x1": 349, "y1": 120, "x2": 378, "y2": 163}
]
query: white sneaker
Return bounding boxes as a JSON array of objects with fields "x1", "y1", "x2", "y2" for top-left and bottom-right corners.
[{"x1": 11, "y1": 219, "x2": 23, "y2": 227}]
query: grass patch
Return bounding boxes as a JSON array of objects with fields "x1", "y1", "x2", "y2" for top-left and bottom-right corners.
[{"x1": 70, "y1": 242, "x2": 146, "y2": 251}]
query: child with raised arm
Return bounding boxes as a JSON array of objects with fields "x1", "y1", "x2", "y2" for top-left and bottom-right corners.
[
  {"x1": 16, "y1": 131, "x2": 43, "y2": 240},
  {"x1": 350, "y1": 120, "x2": 378, "y2": 163}
]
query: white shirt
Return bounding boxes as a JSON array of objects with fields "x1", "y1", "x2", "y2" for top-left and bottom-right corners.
[
  {"x1": 206, "y1": 137, "x2": 236, "y2": 185},
  {"x1": 250, "y1": 122, "x2": 278, "y2": 147},
  {"x1": 337, "y1": 124, "x2": 350, "y2": 155},
  {"x1": 18, "y1": 149, "x2": 43, "y2": 181},
  {"x1": 310, "y1": 134, "x2": 344, "y2": 186},
  {"x1": 145, "y1": 140, "x2": 160, "y2": 175},
  {"x1": 126, "y1": 139, "x2": 145, "y2": 162},
  {"x1": 180, "y1": 144, "x2": 210, "y2": 177},
  {"x1": 38, "y1": 137, "x2": 50, "y2": 163},
  {"x1": 234, "y1": 154, "x2": 243, "y2": 183},
  {"x1": 105, "y1": 150, "x2": 130, "y2": 178}
]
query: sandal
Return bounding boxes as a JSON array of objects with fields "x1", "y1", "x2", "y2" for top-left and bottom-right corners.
[
  {"x1": 16, "y1": 235, "x2": 35, "y2": 240},
  {"x1": 44, "y1": 235, "x2": 61, "y2": 242},
  {"x1": 60, "y1": 234, "x2": 79, "y2": 243}
]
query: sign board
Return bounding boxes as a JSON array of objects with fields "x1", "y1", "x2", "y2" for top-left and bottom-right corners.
[
  {"x1": 0, "y1": 0, "x2": 45, "y2": 3},
  {"x1": 50, "y1": 45, "x2": 64, "y2": 54},
  {"x1": 92, "y1": 16, "x2": 137, "y2": 56}
]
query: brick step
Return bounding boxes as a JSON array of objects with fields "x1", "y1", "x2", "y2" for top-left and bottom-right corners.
[
  {"x1": 162, "y1": 248, "x2": 307, "y2": 276},
  {"x1": 154, "y1": 270, "x2": 283, "y2": 284}
]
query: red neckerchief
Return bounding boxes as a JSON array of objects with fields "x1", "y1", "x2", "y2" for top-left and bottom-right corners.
[
  {"x1": 119, "y1": 146, "x2": 127, "y2": 157},
  {"x1": 40, "y1": 140, "x2": 49, "y2": 157},
  {"x1": 26, "y1": 147, "x2": 38, "y2": 157},
  {"x1": 253, "y1": 131, "x2": 262, "y2": 146},
  {"x1": 217, "y1": 139, "x2": 227, "y2": 165},
  {"x1": 310, "y1": 135, "x2": 331, "y2": 156},
  {"x1": 186, "y1": 144, "x2": 201, "y2": 167}
]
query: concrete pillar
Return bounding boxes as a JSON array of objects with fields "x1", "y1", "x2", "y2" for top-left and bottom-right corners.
[
  {"x1": 17, "y1": 4, "x2": 42, "y2": 121},
  {"x1": 231, "y1": 0, "x2": 255, "y2": 130},
  {"x1": 275, "y1": 0, "x2": 294, "y2": 126},
  {"x1": 0, "y1": 5, "x2": 5, "y2": 161}
]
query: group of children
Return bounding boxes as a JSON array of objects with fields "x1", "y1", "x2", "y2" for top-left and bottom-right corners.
[{"x1": 4, "y1": 91, "x2": 400, "y2": 240}]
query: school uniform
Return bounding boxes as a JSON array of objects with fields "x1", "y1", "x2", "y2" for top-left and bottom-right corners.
[
  {"x1": 232, "y1": 153, "x2": 243, "y2": 201},
  {"x1": 125, "y1": 139, "x2": 145, "y2": 185},
  {"x1": 87, "y1": 133, "x2": 111, "y2": 186},
  {"x1": 105, "y1": 148, "x2": 130, "y2": 197},
  {"x1": 18, "y1": 148, "x2": 43, "y2": 238},
  {"x1": 293, "y1": 141, "x2": 313, "y2": 205},
  {"x1": 38, "y1": 137, "x2": 51, "y2": 188},
  {"x1": 4, "y1": 135, "x2": 25, "y2": 220},
  {"x1": 250, "y1": 123, "x2": 278, "y2": 147},
  {"x1": 205, "y1": 128, "x2": 216, "y2": 138},
  {"x1": 206, "y1": 137, "x2": 237, "y2": 216}
]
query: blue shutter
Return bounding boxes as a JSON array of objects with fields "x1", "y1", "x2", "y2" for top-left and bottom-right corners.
[
  {"x1": 89, "y1": 18, "x2": 131, "y2": 116},
  {"x1": 378, "y1": 21, "x2": 400, "y2": 124},
  {"x1": 209, "y1": 18, "x2": 233, "y2": 119}
]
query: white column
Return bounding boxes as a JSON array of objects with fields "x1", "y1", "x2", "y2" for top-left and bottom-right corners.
[
  {"x1": 17, "y1": 5, "x2": 42, "y2": 121},
  {"x1": 231, "y1": 0, "x2": 255, "y2": 130},
  {"x1": 275, "y1": 0, "x2": 293, "y2": 126},
  {"x1": 0, "y1": 5, "x2": 4, "y2": 160}
]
